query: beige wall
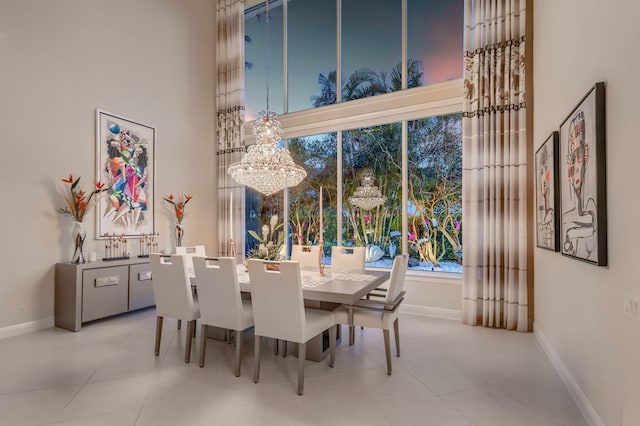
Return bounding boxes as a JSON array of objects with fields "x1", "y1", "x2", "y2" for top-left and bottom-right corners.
[
  {"x1": 0, "y1": 0, "x2": 217, "y2": 329},
  {"x1": 533, "y1": 0, "x2": 640, "y2": 424}
]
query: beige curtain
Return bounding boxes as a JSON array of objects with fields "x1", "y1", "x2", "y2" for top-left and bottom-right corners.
[
  {"x1": 462, "y1": 0, "x2": 528, "y2": 331},
  {"x1": 217, "y1": 0, "x2": 245, "y2": 258}
]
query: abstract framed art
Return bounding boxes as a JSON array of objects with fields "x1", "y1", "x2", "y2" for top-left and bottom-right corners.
[
  {"x1": 95, "y1": 110, "x2": 156, "y2": 238},
  {"x1": 559, "y1": 82, "x2": 607, "y2": 265},
  {"x1": 535, "y1": 131, "x2": 559, "y2": 251}
]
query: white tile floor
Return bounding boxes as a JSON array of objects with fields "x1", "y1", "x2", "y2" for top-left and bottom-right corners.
[{"x1": 0, "y1": 309, "x2": 587, "y2": 426}]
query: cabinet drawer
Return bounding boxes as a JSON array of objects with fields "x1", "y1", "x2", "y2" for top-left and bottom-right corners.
[
  {"x1": 82, "y1": 266, "x2": 129, "y2": 322},
  {"x1": 129, "y1": 263, "x2": 155, "y2": 310}
]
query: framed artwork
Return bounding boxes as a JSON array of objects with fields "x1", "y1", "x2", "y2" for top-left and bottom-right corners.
[
  {"x1": 95, "y1": 110, "x2": 156, "y2": 238},
  {"x1": 535, "y1": 131, "x2": 559, "y2": 251},
  {"x1": 559, "y1": 82, "x2": 607, "y2": 265}
]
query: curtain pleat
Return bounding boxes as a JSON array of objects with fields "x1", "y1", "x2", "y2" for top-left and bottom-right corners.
[
  {"x1": 462, "y1": 0, "x2": 528, "y2": 331},
  {"x1": 217, "y1": 0, "x2": 245, "y2": 258}
]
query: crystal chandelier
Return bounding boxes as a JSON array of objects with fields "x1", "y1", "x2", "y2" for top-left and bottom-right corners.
[
  {"x1": 227, "y1": 0, "x2": 306, "y2": 196},
  {"x1": 348, "y1": 170, "x2": 387, "y2": 210}
]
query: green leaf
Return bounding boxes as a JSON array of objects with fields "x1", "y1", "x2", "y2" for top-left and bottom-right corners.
[
  {"x1": 247, "y1": 230, "x2": 262, "y2": 242},
  {"x1": 71, "y1": 176, "x2": 80, "y2": 191}
]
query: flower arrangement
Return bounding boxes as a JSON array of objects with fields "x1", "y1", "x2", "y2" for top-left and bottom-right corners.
[
  {"x1": 247, "y1": 215, "x2": 285, "y2": 260},
  {"x1": 58, "y1": 174, "x2": 109, "y2": 222},
  {"x1": 163, "y1": 193, "x2": 193, "y2": 224}
]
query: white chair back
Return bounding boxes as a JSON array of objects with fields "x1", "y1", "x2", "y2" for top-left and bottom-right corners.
[
  {"x1": 247, "y1": 260, "x2": 306, "y2": 343},
  {"x1": 330, "y1": 246, "x2": 366, "y2": 271},
  {"x1": 193, "y1": 257, "x2": 244, "y2": 330},
  {"x1": 150, "y1": 254, "x2": 199, "y2": 320},
  {"x1": 386, "y1": 254, "x2": 409, "y2": 303},
  {"x1": 290, "y1": 245, "x2": 320, "y2": 270},
  {"x1": 175, "y1": 245, "x2": 206, "y2": 275}
]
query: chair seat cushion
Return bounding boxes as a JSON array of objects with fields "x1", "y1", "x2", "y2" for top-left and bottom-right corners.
[
  {"x1": 302, "y1": 308, "x2": 336, "y2": 343},
  {"x1": 334, "y1": 305, "x2": 397, "y2": 330}
]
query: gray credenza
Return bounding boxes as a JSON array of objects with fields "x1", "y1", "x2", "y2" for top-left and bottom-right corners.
[{"x1": 55, "y1": 258, "x2": 154, "y2": 331}]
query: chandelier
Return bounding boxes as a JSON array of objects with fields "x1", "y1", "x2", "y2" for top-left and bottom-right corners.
[
  {"x1": 227, "y1": 0, "x2": 306, "y2": 196},
  {"x1": 348, "y1": 170, "x2": 387, "y2": 210}
]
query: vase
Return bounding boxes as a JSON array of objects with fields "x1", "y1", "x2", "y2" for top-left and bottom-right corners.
[
  {"x1": 175, "y1": 224, "x2": 184, "y2": 247},
  {"x1": 71, "y1": 221, "x2": 86, "y2": 264},
  {"x1": 388, "y1": 242, "x2": 397, "y2": 258}
]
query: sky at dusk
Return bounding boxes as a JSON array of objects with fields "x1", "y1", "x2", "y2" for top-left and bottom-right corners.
[{"x1": 245, "y1": 0, "x2": 463, "y2": 121}]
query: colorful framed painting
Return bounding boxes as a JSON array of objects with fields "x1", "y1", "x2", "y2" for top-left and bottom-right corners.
[
  {"x1": 559, "y1": 82, "x2": 607, "y2": 265},
  {"x1": 95, "y1": 110, "x2": 156, "y2": 238},
  {"x1": 535, "y1": 131, "x2": 559, "y2": 251}
]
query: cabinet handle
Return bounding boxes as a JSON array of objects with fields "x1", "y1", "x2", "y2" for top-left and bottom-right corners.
[
  {"x1": 138, "y1": 271, "x2": 152, "y2": 281},
  {"x1": 95, "y1": 275, "x2": 120, "y2": 287}
]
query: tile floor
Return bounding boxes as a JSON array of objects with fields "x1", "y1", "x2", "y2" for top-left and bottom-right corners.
[{"x1": 0, "y1": 309, "x2": 587, "y2": 426}]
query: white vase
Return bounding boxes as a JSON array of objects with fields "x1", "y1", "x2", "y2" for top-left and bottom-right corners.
[
  {"x1": 71, "y1": 221, "x2": 86, "y2": 264},
  {"x1": 388, "y1": 242, "x2": 397, "y2": 258}
]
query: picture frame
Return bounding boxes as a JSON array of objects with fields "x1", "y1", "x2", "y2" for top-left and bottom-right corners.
[
  {"x1": 95, "y1": 110, "x2": 156, "y2": 238},
  {"x1": 559, "y1": 82, "x2": 607, "y2": 265},
  {"x1": 535, "y1": 131, "x2": 559, "y2": 251}
]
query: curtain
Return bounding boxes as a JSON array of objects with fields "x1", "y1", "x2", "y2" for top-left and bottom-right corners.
[
  {"x1": 461, "y1": 0, "x2": 528, "y2": 331},
  {"x1": 217, "y1": 0, "x2": 245, "y2": 258}
]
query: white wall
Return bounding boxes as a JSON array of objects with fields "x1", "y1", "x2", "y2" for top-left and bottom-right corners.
[
  {"x1": 0, "y1": 0, "x2": 217, "y2": 329},
  {"x1": 533, "y1": 1, "x2": 640, "y2": 424}
]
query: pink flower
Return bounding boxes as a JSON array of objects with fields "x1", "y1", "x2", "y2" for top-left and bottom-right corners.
[
  {"x1": 364, "y1": 215, "x2": 370, "y2": 222},
  {"x1": 408, "y1": 233, "x2": 417, "y2": 239}
]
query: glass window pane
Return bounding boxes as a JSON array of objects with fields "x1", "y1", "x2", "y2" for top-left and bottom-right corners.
[
  {"x1": 288, "y1": 0, "x2": 337, "y2": 112},
  {"x1": 342, "y1": 124, "x2": 402, "y2": 268},
  {"x1": 245, "y1": 190, "x2": 285, "y2": 260},
  {"x1": 407, "y1": 113, "x2": 462, "y2": 273},
  {"x1": 341, "y1": 0, "x2": 402, "y2": 99},
  {"x1": 288, "y1": 132, "x2": 338, "y2": 258},
  {"x1": 245, "y1": 2, "x2": 285, "y2": 121},
  {"x1": 408, "y1": 0, "x2": 463, "y2": 87}
]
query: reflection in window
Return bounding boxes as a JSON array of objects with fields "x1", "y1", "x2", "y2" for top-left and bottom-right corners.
[
  {"x1": 407, "y1": 113, "x2": 462, "y2": 273},
  {"x1": 342, "y1": 124, "x2": 402, "y2": 267},
  {"x1": 245, "y1": 188, "x2": 285, "y2": 260},
  {"x1": 288, "y1": 133, "x2": 338, "y2": 256}
]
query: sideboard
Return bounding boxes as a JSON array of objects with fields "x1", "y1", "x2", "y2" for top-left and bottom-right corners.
[{"x1": 55, "y1": 258, "x2": 154, "y2": 331}]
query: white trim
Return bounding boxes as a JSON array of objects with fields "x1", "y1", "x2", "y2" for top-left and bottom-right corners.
[
  {"x1": 534, "y1": 323, "x2": 604, "y2": 426},
  {"x1": 400, "y1": 304, "x2": 462, "y2": 321},
  {"x1": 0, "y1": 317, "x2": 55, "y2": 340},
  {"x1": 244, "y1": 79, "x2": 463, "y2": 143}
]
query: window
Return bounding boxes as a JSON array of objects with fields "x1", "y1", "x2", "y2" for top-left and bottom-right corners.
[{"x1": 243, "y1": 0, "x2": 464, "y2": 274}]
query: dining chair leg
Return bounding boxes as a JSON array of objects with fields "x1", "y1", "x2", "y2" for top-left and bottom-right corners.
[
  {"x1": 393, "y1": 317, "x2": 400, "y2": 357},
  {"x1": 383, "y1": 329, "x2": 392, "y2": 375},
  {"x1": 274, "y1": 339, "x2": 279, "y2": 355},
  {"x1": 155, "y1": 316, "x2": 163, "y2": 356},
  {"x1": 199, "y1": 324, "x2": 207, "y2": 368},
  {"x1": 297, "y1": 343, "x2": 306, "y2": 396},
  {"x1": 193, "y1": 320, "x2": 197, "y2": 338},
  {"x1": 283, "y1": 341, "x2": 288, "y2": 357},
  {"x1": 328, "y1": 326, "x2": 336, "y2": 368},
  {"x1": 253, "y1": 335, "x2": 261, "y2": 383},
  {"x1": 185, "y1": 320, "x2": 195, "y2": 364},
  {"x1": 235, "y1": 330, "x2": 243, "y2": 377},
  {"x1": 177, "y1": 319, "x2": 182, "y2": 330},
  {"x1": 349, "y1": 325, "x2": 355, "y2": 345}
]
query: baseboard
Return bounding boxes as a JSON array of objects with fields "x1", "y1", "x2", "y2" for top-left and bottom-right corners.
[
  {"x1": 0, "y1": 317, "x2": 54, "y2": 340},
  {"x1": 400, "y1": 303, "x2": 462, "y2": 321},
  {"x1": 534, "y1": 323, "x2": 605, "y2": 426}
]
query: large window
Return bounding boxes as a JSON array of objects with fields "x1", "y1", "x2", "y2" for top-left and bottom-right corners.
[{"x1": 243, "y1": 0, "x2": 463, "y2": 274}]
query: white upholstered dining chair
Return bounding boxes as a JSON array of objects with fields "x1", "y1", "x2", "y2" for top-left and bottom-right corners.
[
  {"x1": 193, "y1": 256, "x2": 253, "y2": 376},
  {"x1": 290, "y1": 245, "x2": 321, "y2": 270},
  {"x1": 174, "y1": 245, "x2": 206, "y2": 330},
  {"x1": 335, "y1": 253, "x2": 408, "y2": 375},
  {"x1": 246, "y1": 259, "x2": 336, "y2": 395},
  {"x1": 150, "y1": 254, "x2": 200, "y2": 363},
  {"x1": 330, "y1": 246, "x2": 366, "y2": 271}
]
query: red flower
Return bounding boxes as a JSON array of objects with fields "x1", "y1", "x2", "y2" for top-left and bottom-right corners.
[
  {"x1": 168, "y1": 194, "x2": 174, "y2": 201},
  {"x1": 185, "y1": 194, "x2": 192, "y2": 201},
  {"x1": 95, "y1": 182, "x2": 105, "y2": 190},
  {"x1": 62, "y1": 174, "x2": 74, "y2": 183}
]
